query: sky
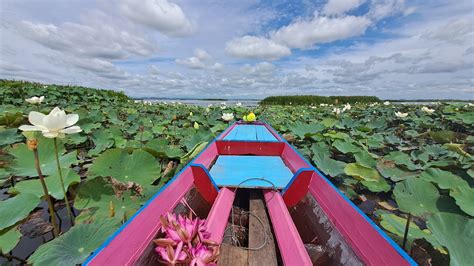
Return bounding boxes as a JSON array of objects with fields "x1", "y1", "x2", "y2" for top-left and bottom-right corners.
[{"x1": 0, "y1": 0, "x2": 473, "y2": 99}]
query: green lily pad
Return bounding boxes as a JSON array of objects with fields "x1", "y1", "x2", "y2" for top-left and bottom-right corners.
[
  {"x1": 144, "y1": 139, "x2": 185, "y2": 159},
  {"x1": 75, "y1": 177, "x2": 148, "y2": 223},
  {"x1": 361, "y1": 179, "x2": 391, "y2": 192},
  {"x1": 427, "y1": 213, "x2": 474, "y2": 266},
  {"x1": 376, "y1": 159, "x2": 418, "y2": 182},
  {"x1": 0, "y1": 128, "x2": 23, "y2": 146},
  {"x1": 419, "y1": 168, "x2": 468, "y2": 189},
  {"x1": 384, "y1": 151, "x2": 420, "y2": 170},
  {"x1": 393, "y1": 178, "x2": 440, "y2": 217},
  {"x1": 183, "y1": 130, "x2": 212, "y2": 151},
  {"x1": 344, "y1": 163, "x2": 380, "y2": 182},
  {"x1": 181, "y1": 141, "x2": 208, "y2": 163},
  {"x1": 429, "y1": 130, "x2": 457, "y2": 143},
  {"x1": 28, "y1": 220, "x2": 120, "y2": 266},
  {"x1": 313, "y1": 154, "x2": 346, "y2": 177},
  {"x1": 378, "y1": 211, "x2": 444, "y2": 253},
  {"x1": 88, "y1": 148, "x2": 161, "y2": 185},
  {"x1": 333, "y1": 140, "x2": 363, "y2": 154},
  {"x1": 0, "y1": 225, "x2": 22, "y2": 253},
  {"x1": 9, "y1": 168, "x2": 80, "y2": 200},
  {"x1": 7, "y1": 137, "x2": 78, "y2": 177},
  {"x1": 354, "y1": 151, "x2": 377, "y2": 168},
  {"x1": 0, "y1": 193, "x2": 40, "y2": 230},
  {"x1": 449, "y1": 185, "x2": 474, "y2": 216},
  {"x1": 288, "y1": 122, "x2": 325, "y2": 139}
]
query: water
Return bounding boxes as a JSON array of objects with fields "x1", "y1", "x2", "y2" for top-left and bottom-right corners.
[{"x1": 138, "y1": 99, "x2": 260, "y2": 106}]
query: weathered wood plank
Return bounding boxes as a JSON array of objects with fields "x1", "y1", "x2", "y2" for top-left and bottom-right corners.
[
  {"x1": 218, "y1": 243, "x2": 248, "y2": 265},
  {"x1": 248, "y1": 191, "x2": 278, "y2": 266}
]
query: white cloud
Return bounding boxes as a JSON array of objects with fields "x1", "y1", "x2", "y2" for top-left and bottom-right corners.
[
  {"x1": 118, "y1": 0, "x2": 194, "y2": 36},
  {"x1": 18, "y1": 19, "x2": 156, "y2": 60},
  {"x1": 323, "y1": 0, "x2": 366, "y2": 16},
  {"x1": 225, "y1": 35, "x2": 291, "y2": 60},
  {"x1": 175, "y1": 49, "x2": 222, "y2": 69},
  {"x1": 271, "y1": 14, "x2": 371, "y2": 49},
  {"x1": 367, "y1": 0, "x2": 407, "y2": 21}
]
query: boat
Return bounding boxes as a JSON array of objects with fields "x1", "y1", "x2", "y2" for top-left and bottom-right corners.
[{"x1": 84, "y1": 121, "x2": 416, "y2": 265}]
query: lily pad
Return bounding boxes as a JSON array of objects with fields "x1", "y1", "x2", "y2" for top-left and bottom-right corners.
[
  {"x1": 449, "y1": 185, "x2": 474, "y2": 216},
  {"x1": 419, "y1": 168, "x2": 468, "y2": 189},
  {"x1": 378, "y1": 211, "x2": 444, "y2": 253},
  {"x1": 333, "y1": 140, "x2": 363, "y2": 154},
  {"x1": 7, "y1": 137, "x2": 78, "y2": 177},
  {"x1": 9, "y1": 168, "x2": 80, "y2": 200},
  {"x1": 0, "y1": 128, "x2": 22, "y2": 146},
  {"x1": 384, "y1": 151, "x2": 420, "y2": 170},
  {"x1": 0, "y1": 193, "x2": 40, "y2": 230},
  {"x1": 313, "y1": 154, "x2": 346, "y2": 177},
  {"x1": 344, "y1": 163, "x2": 380, "y2": 182},
  {"x1": 427, "y1": 213, "x2": 474, "y2": 266},
  {"x1": 28, "y1": 220, "x2": 120, "y2": 266},
  {"x1": 75, "y1": 177, "x2": 149, "y2": 223},
  {"x1": 393, "y1": 178, "x2": 441, "y2": 217},
  {"x1": 144, "y1": 139, "x2": 185, "y2": 159},
  {"x1": 376, "y1": 159, "x2": 418, "y2": 182},
  {"x1": 0, "y1": 225, "x2": 22, "y2": 253},
  {"x1": 288, "y1": 122, "x2": 325, "y2": 139},
  {"x1": 88, "y1": 148, "x2": 161, "y2": 185}
]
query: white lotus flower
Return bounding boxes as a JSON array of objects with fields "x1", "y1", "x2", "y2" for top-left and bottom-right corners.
[
  {"x1": 25, "y1": 96, "x2": 44, "y2": 104},
  {"x1": 465, "y1": 103, "x2": 474, "y2": 108},
  {"x1": 220, "y1": 106, "x2": 227, "y2": 110},
  {"x1": 319, "y1": 103, "x2": 328, "y2": 107},
  {"x1": 395, "y1": 111, "x2": 408, "y2": 118},
  {"x1": 384, "y1": 101, "x2": 390, "y2": 105},
  {"x1": 19, "y1": 107, "x2": 82, "y2": 138},
  {"x1": 208, "y1": 104, "x2": 213, "y2": 107},
  {"x1": 221, "y1": 102, "x2": 226, "y2": 105},
  {"x1": 421, "y1": 106, "x2": 435, "y2": 114},
  {"x1": 311, "y1": 106, "x2": 317, "y2": 109},
  {"x1": 333, "y1": 108, "x2": 341, "y2": 115},
  {"x1": 236, "y1": 102, "x2": 242, "y2": 106},
  {"x1": 206, "y1": 107, "x2": 210, "y2": 113},
  {"x1": 222, "y1": 113, "x2": 234, "y2": 121},
  {"x1": 342, "y1": 103, "x2": 351, "y2": 111}
]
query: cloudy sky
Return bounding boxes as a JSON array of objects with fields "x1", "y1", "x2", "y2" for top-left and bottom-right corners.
[{"x1": 0, "y1": 0, "x2": 473, "y2": 99}]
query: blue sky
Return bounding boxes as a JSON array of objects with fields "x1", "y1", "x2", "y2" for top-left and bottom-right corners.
[{"x1": 0, "y1": 0, "x2": 473, "y2": 99}]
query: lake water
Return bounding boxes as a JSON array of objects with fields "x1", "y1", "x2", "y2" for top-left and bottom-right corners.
[{"x1": 143, "y1": 99, "x2": 260, "y2": 106}]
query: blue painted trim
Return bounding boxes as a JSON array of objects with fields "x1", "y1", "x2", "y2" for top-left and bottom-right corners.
[
  {"x1": 83, "y1": 125, "x2": 231, "y2": 265},
  {"x1": 190, "y1": 163, "x2": 220, "y2": 192},
  {"x1": 280, "y1": 167, "x2": 314, "y2": 195},
  {"x1": 263, "y1": 122, "x2": 417, "y2": 266}
]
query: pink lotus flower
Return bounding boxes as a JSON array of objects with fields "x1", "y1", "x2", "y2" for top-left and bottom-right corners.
[
  {"x1": 190, "y1": 243, "x2": 219, "y2": 266},
  {"x1": 155, "y1": 212, "x2": 219, "y2": 265},
  {"x1": 155, "y1": 241, "x2": 188, "y2": 265}
]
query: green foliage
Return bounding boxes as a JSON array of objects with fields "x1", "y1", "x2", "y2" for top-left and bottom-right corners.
[
  {"x1": 28, "y1": 220, "x2": 120, "y2": 266},
  {"x1": 427, "y1": 213, "x2": 474, "y2": 266},
  {"x1": 0, "y1": 193, "x2": 40, "y2": 230},
  {"x1": 260, "y1": 95, "x2": 381, "y2": 105}
]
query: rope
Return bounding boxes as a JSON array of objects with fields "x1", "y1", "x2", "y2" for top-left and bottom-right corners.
[{"x1": 224, "y1": 177, "x2": 278, "y2": 251}]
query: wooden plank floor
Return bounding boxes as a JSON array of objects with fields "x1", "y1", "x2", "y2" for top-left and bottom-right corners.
[
  {"x1": 218, "y1": 190, "x2": 279, "y2": 265},
  {"x1": 248, "y1": 191, "x2": 278, "y2": 266}
]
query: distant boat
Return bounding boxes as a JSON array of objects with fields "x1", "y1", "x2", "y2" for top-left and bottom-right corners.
[{"x1": 84, "y1": 121, "x2": 416, "y2": 265}]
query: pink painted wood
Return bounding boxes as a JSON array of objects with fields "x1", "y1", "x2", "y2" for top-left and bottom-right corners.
[
  {"x1": 309, "y1": 173, "x2": 411, "y2": 265},
  {"x1": 281, "y1": 144, "x2": 310, "y2": 173},
  {"x1": 87, "y1": 168, "x2": 195, "y2": 265},
  {"x1": 263, "y1": 190, "x2": 312, "y2": 265},
  {"x1": 193, "y1": 142, "x2": 218, "y2": 168},
  {"x1": 191, "y1": 165, "x2": 219, "y2": 204},
  {"x1": 205, "y1": 187, "x2": 236, "y2": 243},
  {"x1": 282, "y1": 170, "x2": 314, "y2": 207},
  {"x1": 216, "y1": 141, "x2": 284, "y2": 156}
]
